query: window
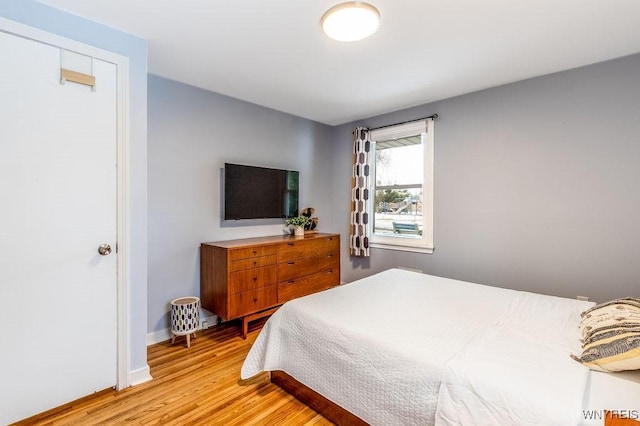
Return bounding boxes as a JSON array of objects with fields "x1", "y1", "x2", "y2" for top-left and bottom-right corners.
[{"x1": 369, "y1": 118, "x2": 434, "y2": 253}]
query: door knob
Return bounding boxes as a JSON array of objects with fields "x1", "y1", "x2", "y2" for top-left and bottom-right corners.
[{"x1": 98, "y1": 244, "x2": 112, "y2": 256}]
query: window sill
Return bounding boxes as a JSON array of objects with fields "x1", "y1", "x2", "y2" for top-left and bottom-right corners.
[{"x1": 370, "y1": 242, "x2": 434, "y2": 254}]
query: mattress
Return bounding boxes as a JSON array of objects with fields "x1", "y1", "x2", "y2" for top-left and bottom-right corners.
[{"x1": 241, "y1": 268, "x2": 640, "y2": 425}]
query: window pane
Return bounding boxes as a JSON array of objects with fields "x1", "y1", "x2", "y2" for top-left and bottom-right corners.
[
  {"x1": 373, "y1": 136, "x2": 424, "y2": 239},
  {"x1": 373, "y1": 187, "x2": 423, "y2": 237},
  {"x1": 375, "y1": 140, "x2": 423, "y2": 186}
]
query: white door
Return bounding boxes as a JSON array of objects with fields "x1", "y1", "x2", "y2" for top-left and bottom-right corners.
[{"x1": 0, "y1": 30, "x2": 118, "y2": 424}]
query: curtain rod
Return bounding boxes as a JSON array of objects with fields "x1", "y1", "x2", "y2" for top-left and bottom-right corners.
[{"x1": 369, "y1": 114, "x2": 438, "y2": 131}]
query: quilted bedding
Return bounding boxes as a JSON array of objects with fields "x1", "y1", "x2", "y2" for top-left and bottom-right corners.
[{"x1": 241, "y1": 268, "x2": 595, "y2": 425}]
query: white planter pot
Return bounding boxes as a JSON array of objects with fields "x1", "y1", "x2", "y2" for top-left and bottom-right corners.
[{"x1": 294, "y1": 226, "x2": 305, "y2": 237}]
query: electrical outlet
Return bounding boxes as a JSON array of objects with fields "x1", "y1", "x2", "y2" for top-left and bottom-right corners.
[
  {"x1": 577, "y1": 295, "x2": 589, "y2": 301},
  {"x1": 201, "y1": 320, "x2": 209, "y2": 330}
]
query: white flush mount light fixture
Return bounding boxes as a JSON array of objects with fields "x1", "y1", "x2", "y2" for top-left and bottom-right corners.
[{"x1": 321, "y1": 2, "x2": 380, "y2": 42}]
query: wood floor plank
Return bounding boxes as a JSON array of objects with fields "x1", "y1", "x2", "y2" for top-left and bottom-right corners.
[{"x1": 12, "y1": 320, "x2": 333, "y2": 426}]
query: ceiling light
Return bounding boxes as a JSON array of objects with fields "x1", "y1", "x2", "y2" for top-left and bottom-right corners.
[{"x1": 321, "y1": 2, "x2": 380, "y2": 42}]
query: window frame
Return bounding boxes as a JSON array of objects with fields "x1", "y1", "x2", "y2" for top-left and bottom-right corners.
[{"x1": 368, "y1": 118, "x2": 434, "y2": 254}]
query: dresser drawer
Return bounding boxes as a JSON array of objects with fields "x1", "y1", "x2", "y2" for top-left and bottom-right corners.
[
  {"x1": 277, "y1": 236, "x2": 339, "y2": 263},
  {"x1": 228, "y1": 285, "x2": 277, "y2": 319},
  {"x1": 277, "y1": 254, "x2": 339, "y2": 282},
  {"x1": 229, "y1": 245, "x2": 277, "y2": 261},
  {"x1": 230, "y1": 254, "x2": 276, "y2": 272},
  {"x1": 278, "y1": 269, "x2": 339, "y2": 304},
  {"x1": 229, "y1": 265, "x2": 277, "y2": 294}
]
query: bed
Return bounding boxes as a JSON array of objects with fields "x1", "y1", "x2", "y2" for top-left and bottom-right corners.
[{"x1": 241, "y1": 268, "x2": 640, "y2": 425}]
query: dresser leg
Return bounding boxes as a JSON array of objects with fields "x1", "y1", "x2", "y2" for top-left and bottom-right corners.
[{"x1": 242, "y1": 317, "x2": 249, "y2": 339}]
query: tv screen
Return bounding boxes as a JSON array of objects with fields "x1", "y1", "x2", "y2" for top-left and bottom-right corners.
[{"x1": 224, "y1": 163, "x2": 299, "y2": 220}]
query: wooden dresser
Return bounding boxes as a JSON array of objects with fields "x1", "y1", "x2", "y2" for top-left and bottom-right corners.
[{"x1": 201, "y1": 233, "x2": 340, "y2": 338}]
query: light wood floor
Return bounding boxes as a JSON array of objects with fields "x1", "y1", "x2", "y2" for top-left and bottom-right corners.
[{"x1": 15, "y1": 319, "x2": 333, "y2": 425}]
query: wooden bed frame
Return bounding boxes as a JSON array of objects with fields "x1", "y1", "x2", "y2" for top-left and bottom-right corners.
[
  {"x1": 272, "y1": 370, "x2": 640, "y2": 426},
  {"x1": 271, "y1": 371, "x2": 368, "y2": 426}
]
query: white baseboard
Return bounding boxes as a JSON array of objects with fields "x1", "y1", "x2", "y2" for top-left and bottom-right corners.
[
  {"x1": 397, "y1": 266, "x2": 424, "y2": 273},
  {"x1": 129, "y1": 365, "x2": 152, "y2": 386},
  {"x1": 147, "y1": 327, "x2": 172, "y2": 345},
  {"x1": 146, "y1": 312, "x2": 219, "y2": 346}
]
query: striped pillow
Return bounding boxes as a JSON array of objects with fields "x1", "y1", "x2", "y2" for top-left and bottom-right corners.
[
  {"x1": 572, "y1": 298, "x2": 640, "y2": 372},
  {"x1": 580, "y1": 298, "x2": 640, "y2": 339}
]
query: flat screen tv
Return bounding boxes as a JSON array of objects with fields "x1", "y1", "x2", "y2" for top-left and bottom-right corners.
[{"x1": 224, "y1": 163, "x2": 299, "y2": 220}]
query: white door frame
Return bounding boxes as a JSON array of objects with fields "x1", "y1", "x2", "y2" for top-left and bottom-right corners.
[{"x1": 0, "y1": 17, "x2": 131, "y2": 389}]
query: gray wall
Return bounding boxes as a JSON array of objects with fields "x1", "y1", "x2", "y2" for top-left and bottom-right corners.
[
  {"x1": 0, "y1": 0, "x2": 149, "y2": 373},
  {"x1": 333, "y1": 53, "x2": 640, "y2": 303},
  {"x1": 148, "y1": 75, "x2": 334, "y2": 333}
]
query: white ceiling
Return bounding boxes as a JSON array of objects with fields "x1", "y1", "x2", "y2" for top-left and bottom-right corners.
[{"x1": 37, "y1": 0, "x2": 640, "y2": 125}]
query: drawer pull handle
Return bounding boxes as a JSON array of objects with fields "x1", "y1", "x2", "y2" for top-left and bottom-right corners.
[
  {"x1": 253, "y1": 298, "x2": 258, "y2": 303},
  {"x1": 287, "y1": 261, "x2": 295, "y2": 265},
  {"x1": 253, "y1": 261, "x2": 257, "y2": 266},
  {"x1": 327, "y1": 254, "x2": 333, "y2": 257},
  {"x1": 328, "y1": 237, "x2": 333, "y2": 240},
  {"x1": 252, "y1": 250, "x2": 258, "y2": 254},
  {"x1": 253, "y1": 276, "x2": 257, "y2": 281},
  {"x1": 327, "y1": 270, "x2": 333, "y2": 274},
  {"x1": 288, "y1": 280, "x2": 295, "y2": 284},
  {"x1": 287, "y1": 243, "x2": 294, "y2": 246}
]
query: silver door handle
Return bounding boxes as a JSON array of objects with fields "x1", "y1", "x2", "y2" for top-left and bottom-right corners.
[{"x1": 98, "y1": 244, "x2": 112, "y2": 256}]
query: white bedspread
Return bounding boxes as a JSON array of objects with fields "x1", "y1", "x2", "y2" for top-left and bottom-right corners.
[{"x1": 241, "y1": 268, "x2": 595, "y2": 425}]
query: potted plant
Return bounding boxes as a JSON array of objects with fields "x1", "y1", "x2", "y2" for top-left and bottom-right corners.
[{"x1": 286, "y1": 215, "x2": 310, "y2": 237}]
